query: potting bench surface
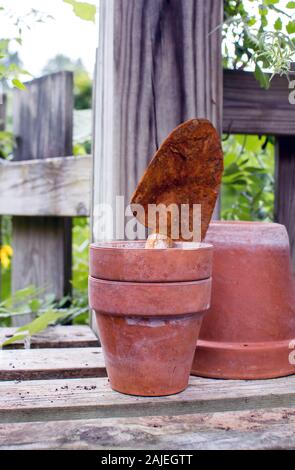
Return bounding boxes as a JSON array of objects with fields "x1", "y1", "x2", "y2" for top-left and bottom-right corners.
[{"x1": 1, "y1": 325, "x2": 295, "y2": 450}]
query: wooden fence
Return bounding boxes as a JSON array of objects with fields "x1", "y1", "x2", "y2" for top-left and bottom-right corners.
[{"x1": 0, "y1": 72, "x2": 91, "y2": 326}]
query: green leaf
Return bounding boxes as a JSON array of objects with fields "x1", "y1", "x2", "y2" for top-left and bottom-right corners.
[
  {"x1": 12, "y1": 78, "x2": 26, "y2": 90},
  {"x1": 63, "y1": 0, "x2": 96, "y2": 22},
  {"x1": 263, "y1": 0, "x2": 279, "y2": 4},
  {"x1": 259, "y1": 5, "x2": 268, "y2": 16},
  {"x1": 247, "y1": 17, "x2": 256, "y2": 27},
  {"x1": 1, "y1": 310, "x2": 68, "y2": 347},
  {"x1": 28, "y1": 299, "x2": 41, "y2": 313},
  {"x1": 1, "y1": 334, "x2": 27, "y2": 348},
  {"x1": 286, "y1": 1, "x2": 295, "y2": 8},
  {"x1": 223, "y1": 163, "x2": 241, "y2": 177},
  {"x1": 261, "y1": 15, "x2": 268, "y2": 27},
  {"x1": 287, "y1": 21, "x2": 295, "y2": 34},
  {"x1": 16, "y1": 310, "x2": 67, "y2": 336},
  {"x1": 73, "y1": 142, "x2": 87, "y2": 156},
  {"x1": 254, "y1": 64, "x2": 270, "y2": 89},
  {"x1": 274, "y1": 18, "x2": 282, "y2": 31}
]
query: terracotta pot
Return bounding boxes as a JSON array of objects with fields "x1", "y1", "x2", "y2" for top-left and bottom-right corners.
[
  {"x1": 89, "y1": 241, "x2": 212, "y2": 396},
  {"x1": 192, "y1": 221, "x2": 295, "y2": 380}
]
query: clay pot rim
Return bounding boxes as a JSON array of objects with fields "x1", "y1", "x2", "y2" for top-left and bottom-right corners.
[
  {"x1": 194, "y1": 339, "x2": 295, "y2": 380},
  {"x1": 210, "y1": 221, "x2": 282, "y2": 227},
  {"x1": 90, "y1": 240, "x2": 213, "y2": 252},
  {"x1": 197, "y1": 338, "x2": 295, "y2": 351},
  {"x1": 89, "y1": 275, "x2": 211, "y2": 288}
]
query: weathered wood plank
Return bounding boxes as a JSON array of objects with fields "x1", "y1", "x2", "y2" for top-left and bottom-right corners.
[
  {"x1": 0, "y1": 348, "x2": 105, "y2": 381},
  {"x1": 93, "y1": 0, "x2": 223, "y2": 241},
  {"x1": 12, "y1": 72, "x2": 73, "y2": 320},
  {"x1": 0, "y1": 325, "x2": 99, "y2": 349},
  {"x1": 0, "y1": 156, "x2": 91, "y2": 217},
  {"x1": 275, "y1": 137, "x2": 295, "y2": 274},
  {"x1": 1, "y1": 408, "x2": 295, "y2": 450},
  {"x1": 223, "y1": 69, "x2": 295, "y2": 136},
  {"x1": 1, "y1": 375, "x2": 295, "y2": 423}
]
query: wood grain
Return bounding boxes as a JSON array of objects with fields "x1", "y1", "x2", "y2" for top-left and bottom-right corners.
[
  {"x1": 93, "y1": 0, "x2": 223, "y2": 241},
  {"x1": 223, "y1": 69, "x2": 295, "y2": 136},
  {"x1": 1, "y1": 408, "x2": 295, "y2": 450},
  {"x1": 0, "y1": 156, "x2": 91, "y2": 216},
  {"x1": 12, "y1": 72, "x2": 74, "y2": 316},
  {"x1": 0, "y1": 348, "x2": 105, "y2": 381},
  {"x1": 1, "y1": 374, "x2": 295, "y2": 423},
  {"x1": 275, "y1": 136, "x2": 295, "y2": 274},
  {"x1": 0, "y1": 325, "x2": 99, "y2": 349}
]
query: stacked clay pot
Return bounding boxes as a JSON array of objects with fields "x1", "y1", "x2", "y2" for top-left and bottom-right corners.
[
  {"x1": 192, "y1": 221, "x2": 295, "y2": 380},
  {"x1": 89, "y1": 241, "x2": 213, "y2": 396}
]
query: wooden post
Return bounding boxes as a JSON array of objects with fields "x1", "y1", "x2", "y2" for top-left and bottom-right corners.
[
  {"x1": 92, "y1": 0, "x2": 224, "y2": 240},
  {"x1": 275, "y1": 137, "x2": 295, "y2": 273},
  {"x1": 12, "y1": 72, "x2": 73, "y2": 324},
  {"x1": 0, "y1": 94, "x2": 7, "y2": 299}
]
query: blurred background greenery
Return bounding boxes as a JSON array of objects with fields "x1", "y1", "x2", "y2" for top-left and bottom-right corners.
[{"x1": 221, "y1": 134, "x2": 275, "y2": 221}]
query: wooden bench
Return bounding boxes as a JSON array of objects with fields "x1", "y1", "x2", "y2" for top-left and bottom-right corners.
[{"x1": 1, "y1": 325, "x2": 295, "y2": 450}]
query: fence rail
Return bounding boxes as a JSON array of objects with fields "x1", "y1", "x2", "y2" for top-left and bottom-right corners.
[{"x1": 0, "y1": 155, "x2": 91, "y2": 217}]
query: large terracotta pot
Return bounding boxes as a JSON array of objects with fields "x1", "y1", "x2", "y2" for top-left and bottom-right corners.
[
  {"x1": 89, "y1": 241, "x2": 212, "y2": 396},
  {"x1": 192, "y1": 221, "x2": 295, "y2": 380}
]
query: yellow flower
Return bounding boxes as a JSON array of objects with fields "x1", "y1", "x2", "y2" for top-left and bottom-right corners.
[{"x1": 0, "y1": 245, "x2": 13, "y2": 269}]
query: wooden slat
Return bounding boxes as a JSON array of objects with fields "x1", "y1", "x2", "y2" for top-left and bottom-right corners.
[
  {"x1": 93, "y1": 0, "x2": 223, "y2": 241},
  {"x1": 223, "y1": 69, "x2": 295, "y2": 136},
  {"x1": 1, "y1": 408, "x2": 295, "y2": 450},
  {"x1": 0, "y1": 348, "x2": 105, "y2": 381},
  {"x1": 275, "y1": 136, "x2": 295, "y2": 274},
  {"x1": 12, "y1": 72, "x2": 73, "y2": 320},
  {"x1": 0, "y1": 156, "x2": 91, "y2": 217},
  {"x1": 0, "y1": 325, "x2": 98, "y2": 349},
  {"x1": 1, "y1": 374, "x2": 295, "y2": 423}
]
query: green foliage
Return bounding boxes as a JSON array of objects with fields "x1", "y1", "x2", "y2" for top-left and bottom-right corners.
[
  {"x1": 74, "y1": 70, "x2": 92, "y2": 110},
  {"x1": 73, "y1": 142, "x2": 88, "y2": 156},
  {"x1": 221, "y1": 135, "x2": 275, "y2": 221},
  {"x1": 1, "y1": 310, "x2": 68, "y2": 347},
  {"x1": 63, "y1": 0, "x2": 96, "y2": 22},
  {"x1": 72, "y1": 217, "x2": 90, "y2": 293},
  {"x1": 253, "y1": 32, "x2": 295, "y2": 83},
  {"x1": 0, "y1": 284, "x2": 89, "y2": 347},
  {"x1": 0, "y1": 38, "x2": 27, "y2": 88},
  {"x1": 254, "y1": 63, "x2": 270, "y2": 89},
  {"x1": 0, "y1": 216, "x2": 91, "y2": 344},
  {"x1": 0, "y1": 7, "x2": 50, "y2": 88},
  {"x1": 224, "y1": 0, "x2": 295, "y2": 87},
  {"x1": 0, "y1": 131, "x2": 14, "y2": 159},
  {"x1": 11, "y1": 78, "x2": 26, "y2": 91},
  {"x1": 0, "y1": 216, "x2": 12, "y2": 301}
]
